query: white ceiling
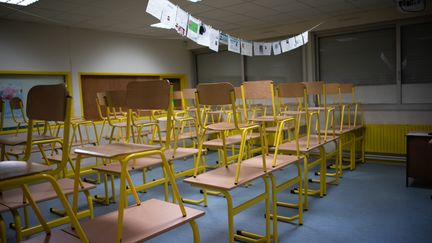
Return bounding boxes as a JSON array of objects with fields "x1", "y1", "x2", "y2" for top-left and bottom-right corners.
[{"x1": 0, "y1": 0, "x2": 430, "y2": 41}]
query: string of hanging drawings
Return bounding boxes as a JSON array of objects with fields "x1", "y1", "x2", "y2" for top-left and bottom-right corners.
[{"x1": 146, "y1": 0, "x2": 319, "y2": 56}]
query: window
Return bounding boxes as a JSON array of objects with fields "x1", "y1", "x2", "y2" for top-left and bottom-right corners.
[
  {"x1": 245, "y1": 47, "x2": 303, "y2": 84},
  {"x1": 401, "y1": 22, "x2": 432, "y2": 84},
  {"x1": 196, "y1": 51, "x2": 242, "y2": 86},
  {"x1": 319, "y1": 28, "x2": 396, "y2": 85}
]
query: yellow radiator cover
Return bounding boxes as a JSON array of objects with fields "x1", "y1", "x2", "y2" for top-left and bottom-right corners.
[{"x1": 365, "y1": 124, "x2": 432, "y2": 155}]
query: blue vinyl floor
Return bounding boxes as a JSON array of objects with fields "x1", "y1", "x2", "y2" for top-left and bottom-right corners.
[{"x1": 3, "y1": 152, "x2": 432, "y2": 242}]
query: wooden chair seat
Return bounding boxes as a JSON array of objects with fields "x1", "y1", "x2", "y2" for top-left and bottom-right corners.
[
  {"x1": 265, "y1": 126, "x2": 294, "y2": 132},
  {"x1": 207, "y1": 122, "x2": 253, "y2": 131},
  {"x1": 6, "y1": 143, "x2": 62, "y2": 157},
  {"x1": 241, "y1": 154, "x2": 300, "y2": 171},
  {"x1": 0, "y1": 161, "x2": 50, "y2": 181},
  {"x1": 65, "y1": 199, "x2": 204, "y2": 243},
  {"x1": 0, "y1": 134, "x2": 56, "y2": 146},
  {"x1": 93, "y1": 157, "x2": 162, "y2": 174},
  {"x1": 203, "y1": 133, "x2": 260, "y2": 147},
  {"x1": 22, "y1": 230, "x2": 81, "y2": 243},
  {"x1": 0, "y1": 178, "x2": 96, "y2": 210},
  {"x1": 74, "y1": 143, "x2": 160, "y2": 159},
  {"x1": 276, "y1": 135, "x2": 337, "y2": 153},
  {"x1": 280, "y1": 110, "x2": 306, "y2": 115},
  {"x1": 249, "y1": 115, "x2": 292, "y2": 122},
  {"x1": 184, "y1": 164, "x2": 266, "y2": 191},
  {"x1": 46, "y1": 152, "x2": 90, "y2": 163}
]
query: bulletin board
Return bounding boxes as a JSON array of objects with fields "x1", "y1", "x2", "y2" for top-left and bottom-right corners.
[{"x1": 0, "y1": 72, "x2": 68, "y2": 131}]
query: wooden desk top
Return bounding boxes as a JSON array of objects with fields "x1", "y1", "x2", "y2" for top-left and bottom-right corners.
[
  {"x1": 74, "y1": 143, "x2": 160, "y2": 159},
  {"x1": 65, "y1": 199, "x2": 204, "y2": 243},
  {"x1": 22, "y1": 230, "x2": 81, "y2": 243},
  {"x1": 0, "y1": 161, "x2": 51, "y2": 181},
  {"x1": 184, "y1": 164, "x2": 266, "y2": 191}
]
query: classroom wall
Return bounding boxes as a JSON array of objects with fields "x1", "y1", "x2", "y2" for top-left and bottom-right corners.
[{"x1": 0, "y1": 19, "x2": 194, "y2": 117}]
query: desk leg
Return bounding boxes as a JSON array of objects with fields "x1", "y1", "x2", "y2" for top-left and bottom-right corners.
[
  {"x1": 319, "y1": 147, "x2": 326, "y2": 197},
  {"x1": 72, "y1": 154, "x2": 82, "y2": 214},
  {"x1": 221, "y1": 190, "x2": 235, "y2": 243}
]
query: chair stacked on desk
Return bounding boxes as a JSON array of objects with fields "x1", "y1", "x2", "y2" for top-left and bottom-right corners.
[
  {"x1": 67, "y1": 80, "x2": 204, "y2": 242},
  {"x1": 185, "y1": 82, "x2": 303, "y2": 243},
  {"x1": 0, "y1": 84, "x2": 92, "y2": 242}
]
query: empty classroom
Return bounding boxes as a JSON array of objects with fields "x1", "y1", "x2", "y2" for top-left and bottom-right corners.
[{"x1": 0, "y1": 0, "x2": 431, "y2": 242}]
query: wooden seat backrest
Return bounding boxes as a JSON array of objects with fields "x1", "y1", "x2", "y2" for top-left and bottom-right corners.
[
  {"x1": 126, "y1": 80, "x2": 171, "y2": 110},
  {"x1": 197, "y1": 82, "x2": 234, "y2": 106},
  {"x1": 242, "y1": 80, "x2": 273, "y2": 100},
  {"x1": 26, "y1": 84, "x2": 68, "y2": 121},
  {"x1": 276, "y1": 83, "x2": 305, "y2": 98}
]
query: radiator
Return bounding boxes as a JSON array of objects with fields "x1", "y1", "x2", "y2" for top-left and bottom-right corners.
[{"x1": 365, "y1": 124, "x2": 432, "y2": 154}]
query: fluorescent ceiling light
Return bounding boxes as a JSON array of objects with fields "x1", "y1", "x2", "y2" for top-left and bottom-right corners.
[
  {"x1": 150, "y1": 22, "x2": 171, "y2": 29},
  {"x1": 0, "y1": 0, "x2": 39, "y2": 6},
  {"x1": 188, "y1": 0, "x2": 202, "y2": 2}
]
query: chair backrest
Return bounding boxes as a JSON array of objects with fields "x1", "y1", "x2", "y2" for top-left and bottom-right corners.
[
  {"x1": 25, "y1": 84, "x2": 71, "y2": 172},
  {"x1": 104, "y1": 90, "x2": 127, "y2": 109},
  {"x1": 96, "y1": 92, "x2": 107, "y2": 106},
  {"x1": 325, "y1": 83, "x2": 340, "y2": 95},
  {"x1": 9, "y1": 97, "x2": 23, "y2": 110},
  {"x1": 127, "y1": 80, "x2": 172, "y2": 146},
  {"x1": 302, "y1": 81, "x2": 324, "y2": 95},
  {"x1": 242, "y1": 80, "x2": 273, "y2": 99},
  {"x1": 173, "y1": 91, "x2": 182, "y2": 100},
  {"x1": 26, "y1": 84, "x2": 68, "y2": 121},
  {"x1": 196, "y1": 82, "x2": 234, "y2": 106},
  {"x1": 241, "y1": 80, "x2": 276, "y2": 120},
  {"x1": 276, "y1": 83, "x2": 305, "y2": 98},
  {"x1": 127, "y1": 80, "x2": 171, "y2": 110},
  {"x1": 182, "y1": 88, "x2": 196, "y2": 100},
  {"x1": 325, "y1": 83, "x2": 341, "y2": 105},
  {"x1": 339, "y1": 83, "x2": 354, "y2": 94}
]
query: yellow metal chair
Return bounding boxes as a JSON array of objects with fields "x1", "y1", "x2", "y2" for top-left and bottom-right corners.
[
  {"x1": 0, "y1": 84, "x2": 89, "y2": 242},
  {"x1": 69, "y1": 80, "x2": 204, "y2": 243},
  {"x1": 273, "y1": 82, "x2": 341, "y2": 210},
  {"x1": 186, "y1": 82, "x2": 275, "y2": 242}
]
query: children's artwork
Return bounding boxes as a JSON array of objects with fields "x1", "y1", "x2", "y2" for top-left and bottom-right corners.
[
  {"x1": 0, "y1": 84, "x2": 24, "y2": 119},
  {"x1": 208, "y1": 27, "x2": 220, "y2": 52},
  {"x1": 219, "y1": 32, "x2": 228, "y2": 45},
  {"x1": 175, "y1": 7, "x2": 188, "y2": 36},
  {"x1": 160, "y1": 1, "x2": 177, "y2": 29},
  {"x1": 186, "y1": 15, "x2": 200, "y2": 42},
  {"x1": 197, "y1": 24, "x2": 211, "y2": 47},
  {"x1": 146, "y1": 0, "x2": 167, "y2": 20},
  {"x1": 302, "y1": 31, "x2": 309, "y2": 44},
  {"x1": 228, "y1": 35, "x2": 240, "y2": 53},
  {"x1": 272, "y1": 41, "x2": 282, "y2": 55},
  {"x1": 293, "y1": 35, "x2": 304, "y2": 49},
  {"x1": 241, "y1": 40, "x2": 253, "y2": 56},
  {"x1": 281, "y1": 38, "x2": 294, "y2": 53},
  {"x1": 253, "y1": 42, "x2": 271, "y2": 56}
]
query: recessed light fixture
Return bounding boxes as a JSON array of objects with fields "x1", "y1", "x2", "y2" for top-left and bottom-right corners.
[
  {"x1": 0, "y1": 0, "x2": 39, "y2": 6},
  {"x1": 150, "y1": 22, "x2": 171, "y2": 29}
]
